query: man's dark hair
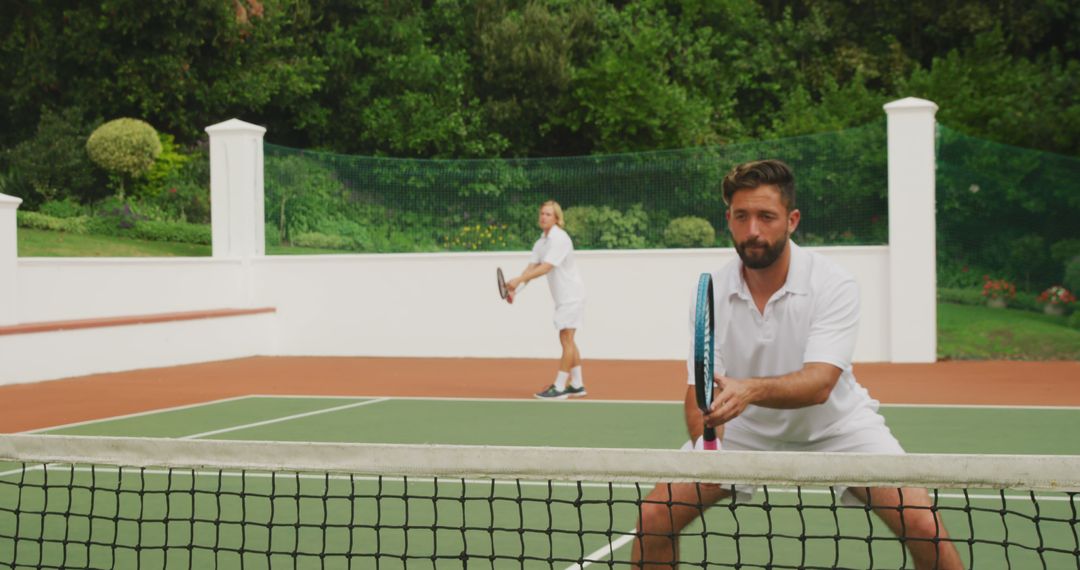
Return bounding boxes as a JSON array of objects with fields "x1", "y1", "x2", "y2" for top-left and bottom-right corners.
[{"x1": 721, "y1": 159, "x2": 796, "y2": 211}]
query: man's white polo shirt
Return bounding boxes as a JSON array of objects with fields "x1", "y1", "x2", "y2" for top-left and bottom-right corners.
[
  {"x1": 686, "y1": 241, "x2": 879, "y2": 442},
  {"x1": 530, "y1": 225, "x2": 586, "y2": 305}
]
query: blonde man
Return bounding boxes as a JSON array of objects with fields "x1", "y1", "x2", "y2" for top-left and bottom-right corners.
[{"x1": 507, "y1": 200, "x2": 587, "y2": 399}]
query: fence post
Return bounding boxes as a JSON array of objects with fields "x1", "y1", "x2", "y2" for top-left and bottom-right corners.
[
  {"x1": 206, "y1": 119, "x2": 267, "y2": 259},
  {"x1": 884, "y1": 97, "x2": 938, "y2": 363},
  {"x1": 0, "y1": 193, "x2": 22, "y2": 325}
]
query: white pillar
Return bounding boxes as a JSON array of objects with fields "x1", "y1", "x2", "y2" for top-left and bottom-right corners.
[
  {"x1": 884, "y1": 97, "x2": 938, "y2": 363},
  {"x1": 0, "y1": 193, "x2": 22, "y2": 325},
  {"x1": 206, "y1": 119, "x2": 266, "y2": 258}
]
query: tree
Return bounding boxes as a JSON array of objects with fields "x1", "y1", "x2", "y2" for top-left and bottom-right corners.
[{"x1": 86, "y1": 118, "x2": 162, "y2": 199}]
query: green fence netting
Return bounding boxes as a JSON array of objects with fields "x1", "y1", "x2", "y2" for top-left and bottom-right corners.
[
  {"x1": 263, "y1": 121, "x2": 888, "y2": 255},
  {"x1": 936, "y1": 126, "x2": 1080, "y2": 294},
  {"x1": 263, "y1": 121, "x2": 1079, "y2": 295}
]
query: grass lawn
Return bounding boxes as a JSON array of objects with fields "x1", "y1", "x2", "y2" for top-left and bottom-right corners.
[
  {"x1": 17, "y1": 228, "x2": 211, "y2": 257},
  {"x1": 938, "y1": 302, "x2": 1080, "y2": 360},
  {"x1": 17, "y1": 229, "x2": 341, "y2": 256}
]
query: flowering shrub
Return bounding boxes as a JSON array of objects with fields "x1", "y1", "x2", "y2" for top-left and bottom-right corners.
[
  {"x1": 1037, "y1": 286, "x2": 1076, "y2": 306},
  {"x1": 981, "y1": 276, "x2": 1016, "y2": 300},
  {"x1": 445, "y1": 223, "x2": 511, "y2": 251}
]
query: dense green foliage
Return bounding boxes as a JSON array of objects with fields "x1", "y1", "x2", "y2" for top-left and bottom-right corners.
[
  {"x1": 1, "y1": 107, "x2": 105, "y2": 208},
  {"x1": 0, "y1": 0, "x2": 1076, "y2": 295},
  {"x1": 0, "y1": 0, "x2": 1075, "y2": 158}
]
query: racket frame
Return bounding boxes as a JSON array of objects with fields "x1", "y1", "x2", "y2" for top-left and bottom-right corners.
[
  {"x1": 693, "y1": 273, "x2": 717, "y2": 450},
  {"x1": 497, "y1": 268, "x2": 508, "y2": 300}
]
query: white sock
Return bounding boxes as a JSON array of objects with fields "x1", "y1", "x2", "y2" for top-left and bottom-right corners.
[
  {"x1": 554, "y1": 371, "x2": 570, "y2": 391},
  {"x1": 570, "y1": 366, "x2": 584, "y2": 388}
]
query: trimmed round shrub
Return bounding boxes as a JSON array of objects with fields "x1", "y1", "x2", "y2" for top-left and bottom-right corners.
[
  {"x1": 86, "y1": 118, "x2": 162, "y2": 179},
  {"x1": 663, "y1": 216, "x2": 716, "y2": 248}
]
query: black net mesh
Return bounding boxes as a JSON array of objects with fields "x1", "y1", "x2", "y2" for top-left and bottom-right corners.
[{"x1": 3, "y1": 462, "x2": 1078, "y2": 569}]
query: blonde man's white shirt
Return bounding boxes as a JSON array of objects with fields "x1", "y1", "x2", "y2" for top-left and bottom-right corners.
[{"x1": 530, "y1": 225, "x2": 585, "y2": 329}]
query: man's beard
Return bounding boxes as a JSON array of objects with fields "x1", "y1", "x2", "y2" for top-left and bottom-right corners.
[{"x1": 735, "y1": 234, "x2": 789, "y2": 269}]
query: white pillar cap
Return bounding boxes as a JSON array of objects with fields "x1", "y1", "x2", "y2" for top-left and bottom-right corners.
[
  {"x1": 883, "y1": 97, "x2": 939, "y2": 113},
  {"x1": 205, "y1": 118, "x2": 267, "y2": 136},
  {"x1": 0, "y1": 193, "x2": 23, "y2": 208}
]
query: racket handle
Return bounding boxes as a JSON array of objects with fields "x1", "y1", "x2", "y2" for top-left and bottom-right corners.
[{"x1": 702, "y1": 427, "x2": 717, "y2": 451}]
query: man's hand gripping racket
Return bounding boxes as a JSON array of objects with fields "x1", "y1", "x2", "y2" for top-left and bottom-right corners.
[
  {"x1": 694, "y1": 273, "x2": 718, "y2": 450},
  {"x1": 497, "y1": 267, "x2": 526, "y2": 304}
]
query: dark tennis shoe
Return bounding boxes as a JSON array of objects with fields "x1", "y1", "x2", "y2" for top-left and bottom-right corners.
[
  {"x1": 564, "y1": 385, "x2": 587, "y2": 398},
  {"x1": 534, "y1": 385, "x2": 570, "y2": 400}
]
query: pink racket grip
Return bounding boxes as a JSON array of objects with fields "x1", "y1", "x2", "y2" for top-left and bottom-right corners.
[{"x1": 702, "y1": 438, "x2": 717, "y2": 451}]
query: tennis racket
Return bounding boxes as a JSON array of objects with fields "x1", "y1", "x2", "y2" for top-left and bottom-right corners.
[
  {"x1": 693, "y1": 272, "x2": 717, "y2": 450},
  {"x1": 497, "y1": 268, "x2": 511, "y2": 303}
]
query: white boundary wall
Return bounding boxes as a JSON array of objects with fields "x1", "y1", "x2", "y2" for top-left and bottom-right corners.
[
  {"x1": 253, "y1": 246, "x2": 889, "y2": 361},
  {"x1": 0, "y1": 99, "x2": 937, "y2": 385}
]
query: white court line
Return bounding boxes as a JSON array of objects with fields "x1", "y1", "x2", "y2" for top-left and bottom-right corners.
[
  {"x1": 242, "y1": 394, "x2": 1080, "y2": 410},
  {"x1": 567, "y1": 531, "x2": 636, "y2": 569},
  {"x1": 1, "y1": 398, "x2": 391, "y2": 477},
  {"x1": 180, "y1": 398, "x2": 389, "y2": 439},
  {"x1": 21, "y1": 395, "x2": 258, "y2": 434},
  {"x1": 246, "y1": 394, "x2": 684, "y2": 405}
]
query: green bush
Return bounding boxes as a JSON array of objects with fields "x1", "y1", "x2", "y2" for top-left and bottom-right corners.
[
  {"x1": 38, "y1": 198, "x2": 86, "y2": 219},
  {"x1": 265, "y1": 224, "x2": 282, "y2": 247},
  {"x1": 264, "y1": 154, "x2": 346, "y2": 245},
  {"x1": 127, "y1": 220, "x2": 211, "y2": 245},
  {"x1": 291, "y1": 232, "x2": 353, "y2": 250},
  {"x1": 1009, "y1": 290, "x2": 1040, "y2": 313},
  {"x1": 85, "y1": 197, "x2": 205, "y2": 244},
  {"x1": 936, "y1": 260, "x2": 990, "y2": 289},
  {"x1": 1050, "y1": 239, "x2": 1080, "y2": 265},
  {"x1": 663, "y1": 216, "x2": 715, "y2": 248},
  {"x1": 86, "y1": 118, "x2": 162, "y2": 198},
  {"x1": 1064, "y1": 257, "x2": 1080, "y2": 296},
  {"x1": 83, "y1": 210, "x2": 210, "y2": 244},
  {"x1": 564, "y1": 204, "x2": 648, "y2": 249},
  {"x1": 2, "y1": 107, "x2": 104, "y2": 207},
  {"x1": 154, "y1": 147, "x2": 210, "y2": 224},
  {"x1": 135, "y1": 133, "x2": 191, "y2": 200},
  {"x1": 16, "y1": 210, "x2": 89, "y2": 233},
  {"x1": 1068, "y1": 310, "x2": 1080, "y2": 331},
  {"x1": 937, "y1": 287, "x2": 986, "y2": 306}
]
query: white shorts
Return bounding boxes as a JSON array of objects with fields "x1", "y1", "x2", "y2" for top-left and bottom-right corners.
[
  {"x1": 682, "y1": 411, "x2": 904, "y2": 506},
  {"x1": 553, "y1": 301, "x2": 584, "y2": 330}
]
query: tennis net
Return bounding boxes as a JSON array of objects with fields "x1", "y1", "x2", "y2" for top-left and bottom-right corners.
[{"x1": 1, "y1": 435, "x2": 1078, "y2": 569}]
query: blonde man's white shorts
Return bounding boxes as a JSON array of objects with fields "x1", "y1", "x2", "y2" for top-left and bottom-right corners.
[
  {"x1": 553, "y1": 301, "x2": 584, "y2": 330},
  {"x1": 681, "y1": 409, "x2": 904, "y2": 505}
]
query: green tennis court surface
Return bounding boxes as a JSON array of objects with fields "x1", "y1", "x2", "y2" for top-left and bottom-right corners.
[{"x1": 3, "y1": 396, "x2": 1079, "y2": 569}]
